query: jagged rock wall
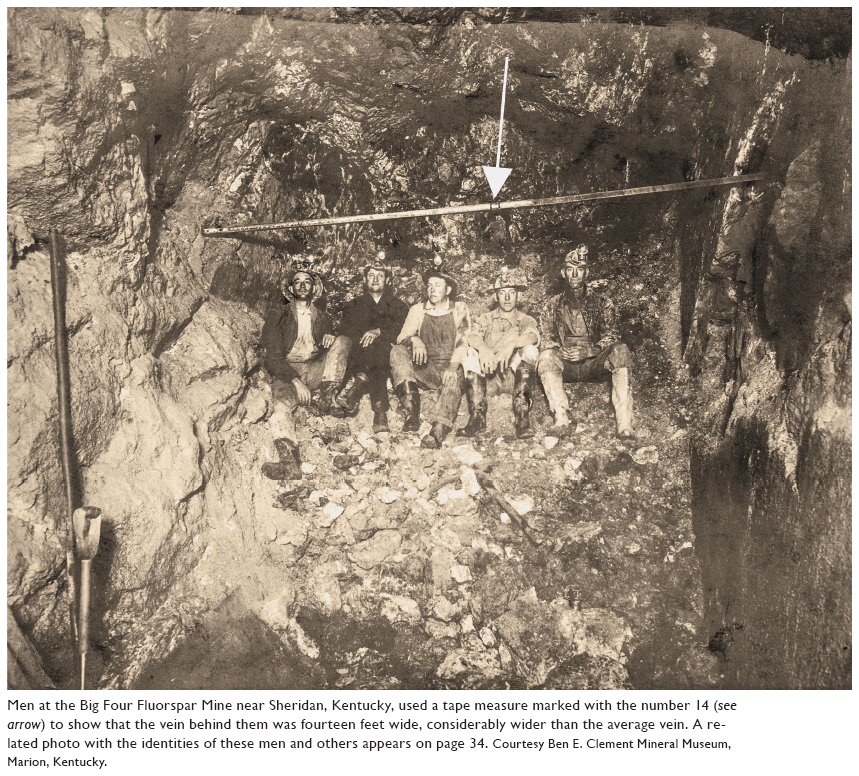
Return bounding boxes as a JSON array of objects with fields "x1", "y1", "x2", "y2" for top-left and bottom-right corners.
[
  {"x1": 687, "y1": 63, "x2": 851, "y2": 688},
  {"x1": 7, "y1": 8, "x2": 850, "y2": 687}
]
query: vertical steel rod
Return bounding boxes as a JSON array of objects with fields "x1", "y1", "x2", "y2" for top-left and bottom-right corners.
[{"x1": 49, "y1": 229, "x2": 80, "y2": 641}]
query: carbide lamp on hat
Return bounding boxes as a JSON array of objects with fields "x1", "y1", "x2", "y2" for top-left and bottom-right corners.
[
  {"x1": 563, "y1": 243, "x2": 589, "y2": 269},
  {"x1": 363, "y1": 249, "x2": 391, "y2": 277},
  {"x1": 489, "y1": 265, "x2": 528, "y2": 293}
]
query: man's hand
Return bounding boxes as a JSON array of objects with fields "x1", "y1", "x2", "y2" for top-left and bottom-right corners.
[
  {"x1": 442, "y1": 369, "x2": 459, "y2": 388},
  {"x1": 360, "y1": 328, "x2": 381, "y2": 348},
  {"x1": 321, "y1": 334, "x2": 335, "y2": 348},
  {"x1": 292, "y1": 377, "x2": 312, "y2": 406},
  {"x1": 496, "y1": 342, "x2": 517, "y2": 372},
  {"x1": 479, "y1": 348, "x2": 497, "y2": 375},
  {"x1": 560, "y1": 344, "x2": 594, "y2": 362},
  {"x1": 410, "y1": 336, "x2": 427, "y2": 365}
]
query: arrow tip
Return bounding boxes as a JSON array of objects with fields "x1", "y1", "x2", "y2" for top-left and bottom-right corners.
[{"x1": 482, "y1": 166, "x2": 512, "y2": 199}]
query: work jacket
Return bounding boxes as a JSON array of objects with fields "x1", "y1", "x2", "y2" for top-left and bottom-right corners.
[
  {"x1": 470, "y1": 308, "x2": 540, "y2": 353},
  {"x1": 339, "y1": 287, "x2": 410, "y2": 351},
  {"x1": 397, "y1": 298, "x2": 472, "y2": 369},
  {"x1": 539, "y1": 286, "x2": 620, "y2": 352},
  {"x1": 261, "y1": 296, "x2": 334, "y2": 383}
]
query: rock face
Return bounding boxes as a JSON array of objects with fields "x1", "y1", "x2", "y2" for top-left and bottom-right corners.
[
  {"x1": 6, "y1": 9, "x2": 850, "y2": 689},
  {"x1": 689, "y1": 79, "x2": 851, "y2": 688}
]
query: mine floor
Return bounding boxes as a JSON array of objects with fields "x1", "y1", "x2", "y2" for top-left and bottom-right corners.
[{"x1": 122, "y1": 246, "x2": 724, "y2": 691}]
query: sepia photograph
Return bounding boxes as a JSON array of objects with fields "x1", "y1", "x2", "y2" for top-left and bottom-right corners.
[{"x1": 7, "y1": 7, "x2": 851, "y2": 695}]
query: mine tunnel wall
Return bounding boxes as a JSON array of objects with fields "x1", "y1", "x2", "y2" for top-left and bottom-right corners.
[
  {"x1": 6, "y1": 9, "x2": 851, "y2": 688},
  {"x1": 684, "y1": 62, "x2": 852, "y2": 689}
]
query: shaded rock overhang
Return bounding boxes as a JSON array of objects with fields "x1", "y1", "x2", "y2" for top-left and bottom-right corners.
[{"x1": 171, "y1": 7, "x2": 852, "y2": 62}]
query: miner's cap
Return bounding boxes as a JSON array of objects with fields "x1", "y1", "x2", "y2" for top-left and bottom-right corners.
[
  {"x1": 284, "y1": 257, "x2": 322, "y2": 289},
  {"x1": 489, "y1": 266, "x2": 528, "y2": 292},
  {"x1": 422, "y1": 254, "x2": 459, "y2": 299},
  {"x1": 362, "y1": 250, "x2": 392, "y2": 277},
  {"x1": 563, "y1": 243, "x2": 589, "y2": 270}
]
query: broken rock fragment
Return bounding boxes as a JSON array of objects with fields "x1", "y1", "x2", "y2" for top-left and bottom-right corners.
[
  {"x1": 381, "y1": 595, "x2": 421, "y2": 625},
  {"x1": 348, "y1": 529, "x2": 402, "y2": 569},
  {"x1": 375, "y1": 486, "x2": 401, "y2": 504},
  {"x1": 425, "y1": 619, "x2": 460, "y2": 640},
  {"x1": 450, "y1": 565, "x2": 473, "y2": 584}
]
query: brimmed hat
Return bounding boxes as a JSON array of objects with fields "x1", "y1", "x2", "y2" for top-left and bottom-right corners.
[
  {"x1": 488, "y1": 265, "x2": 528, "y2": 293},
  {"x1": 422, "y1": 254, "x2": 458, "y2": 300},
  {"x1": 284, "y1": 256, "x2": 319, "y2": 286},
  {"x1": 563, "y1": 243, "x2": 589, "y2": 269},
  {"x1": 284, "y1": 256, "x2": 322, "y2": 293},
  {"x1": 362, "y1": 250, "x2": 392, "y2": 277}
]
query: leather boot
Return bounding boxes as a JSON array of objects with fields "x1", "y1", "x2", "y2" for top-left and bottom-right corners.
[
  {"x1": 513, "y1": 364, "x2": 535, "y2": 439},
  {"x1": 336, "y1": 372, "x2": 369, "y2": 415},
  {"x1": 261, "y1": 438, "x2": 302, "y2": 480},
  {"x1": 456, "y1": 373, "x2": 487, "y2": 437},
  {"x1": 313, "y1": 380, "x2": 342, "y2": 416},
  {"x1": 421, "y1": 421, "x2": 451, "y2": 449},
  {"x1": 370, "y1": 394, "x2": 390, "y2": 433},
  {"x1": 612, "y1": 367, "x2": 634, "y2": 439},
  {"x1": 542, "y1": 372, "x2": 571, "y2": 431},
  {"x1": 394, "y1": 381, "x2": 421, "y2": 432}
]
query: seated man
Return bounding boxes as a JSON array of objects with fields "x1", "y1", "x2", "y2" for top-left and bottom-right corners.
[
  {"x1": 536, "y1": 244, "x2": 634, "y2": 438},
  {"x1": 460, "y1": 267, "x2": 540, "y2": 439},
  {"x1": 335, "y1": 252, "x2": 409, "y2": 433},
  {"x1": 390, "y1": 256, "x2": 472, "y2": 450},
  {"x1": 259, "y1": 260, "x2": 351, "y2": 479}
]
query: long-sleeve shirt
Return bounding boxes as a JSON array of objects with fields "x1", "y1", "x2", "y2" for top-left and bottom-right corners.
[
  {"x1": 338, "y1": 287, "x2": 409, "y2": 350},
  {"x1": 397, "y1": 298, "x2": 472, "y2": 368},
  {"x1": 539, "y1": 287, "x2": 621, "y2": 352},
  {"x1": 470, "y1": 308, "x2": 540, "y2": 353}
]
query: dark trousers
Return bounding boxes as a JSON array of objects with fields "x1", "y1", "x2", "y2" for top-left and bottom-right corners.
[{"x1": 347, "y1": 337, "x2": 393, "y2": 410}]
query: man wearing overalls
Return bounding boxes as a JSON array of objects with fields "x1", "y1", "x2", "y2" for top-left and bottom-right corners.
[{"x1": 390, "y1": 256, "x2": 473, "y2": 449}]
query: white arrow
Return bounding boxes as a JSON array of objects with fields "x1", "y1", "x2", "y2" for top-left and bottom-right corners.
[{"x1": 482, "y1": 56, "x2": 513, "y2": 199}]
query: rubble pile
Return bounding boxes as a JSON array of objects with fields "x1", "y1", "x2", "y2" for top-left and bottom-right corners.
[{"x1": 138, "y1": 249, "x2": 714, "y2": 690}]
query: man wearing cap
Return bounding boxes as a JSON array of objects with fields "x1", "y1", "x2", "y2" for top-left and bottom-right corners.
[
  {"x1": 536, "y1": 244, "x2": 634, "y2": 438},
  {"x1": 390, "y1": 256, "x2": 473, "y2": 449},
  {"x1": 335, "y1": 252, "x2": 410, "y2": 433},
  {"x1": 459, "y1": 267, "x2": 540, "y2": 439},
  {"x1": 259, "y1": 261, "x2": 352, "y2": 479}
]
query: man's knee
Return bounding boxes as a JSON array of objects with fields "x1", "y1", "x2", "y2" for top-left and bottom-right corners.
[
  {"x1": 521, "y1": 344, "x2": 539, "y2": 366},
  {"x1": 605, "y1": 342, "x2": 632, "y2": 371},
  {"x1": 330, "y1": 335, "x2": 351, "y2": 355},
  {"x1": 537, "y1": 348, "x2": 562, "y2": 376},
  {"x1": 390, "y1": 344, "x2": 410, "y2": 366}
]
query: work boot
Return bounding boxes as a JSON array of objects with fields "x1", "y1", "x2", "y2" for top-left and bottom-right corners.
[
  {"x1": 336, "y1": 372, "x2": 369, "y2": 415},
  {"x1": 370, "y1": 395, "x2": 390, "y2": 434},
  {"x1": 612, "y1": 367, "x2": 634, "y2": 439},
  {"x1": 512, "y1": 364, "x2": 535, "y2": 439},
  {"x1": 261, "y1": 438, "x2": 302, "y2": 480},
  {"x1": 394, "y1": 381, "x2": 421, "y2": 433},
  {"x1": 456, "y1": 373, "x2": 487, "y2": 437},
  {"x1": 313, "y1": 381, "x2": 342, "y2": 416},
  {"x1": 421, "y1": 421, "x2": 451, "y2": 449},
  {"x1": 541, "y1": 372, "x2": 571, "y2": 431}
]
